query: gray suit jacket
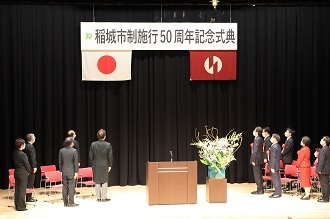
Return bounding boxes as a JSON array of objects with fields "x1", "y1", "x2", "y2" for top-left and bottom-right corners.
[
  {"x1": 250, "y1": 136, "x2": 264, "y2": 166},
  {"x1": 59, "y1": 146, "x2": 79, "y2": 177},
  {"x1": 317, "y1": 146, "x2": 330, "y2": 174},
  {"x1": 268, "y1": 143, "x2": 281, "y2": 171}
]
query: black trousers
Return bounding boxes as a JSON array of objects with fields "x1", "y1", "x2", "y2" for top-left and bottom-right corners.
[
  {"x1": 253, "y1": 165, "x2": 263, "y2": 192},
  {"x1": 319, "y1": 174, "x2": 330, "y2": 201},
  {"x1": 270, "y1": 171, "x2": 281, "y2": 195},
  {"x1": 62, "y1": 175, "x2": 75, "y2": 205},
  {"x1": 14, "y1": 173, "x2": 28, "y2": 211},
  {"x1": 26, "y1": 171, "x2": 35, "y2": 200}
]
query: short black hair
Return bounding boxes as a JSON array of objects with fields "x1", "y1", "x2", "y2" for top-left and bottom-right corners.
[
  {"x1": 15, "y1": 138, "x2": 25, "y2": 149},
  {"x1": 263, "y1": 127, "x2": 271, "y2": 134},
  {"x1": 287, "y1": 127, "x2": 295, "y2": 135}
]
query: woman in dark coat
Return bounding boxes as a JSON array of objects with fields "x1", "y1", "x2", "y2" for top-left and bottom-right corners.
[{"x1": 12, "y1": 138, "x2": 31, "y2": 211}]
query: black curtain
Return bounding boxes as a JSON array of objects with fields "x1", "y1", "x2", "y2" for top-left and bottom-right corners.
[{"x1": 1, "y1": 3, "x2": 330, "y2": 189}]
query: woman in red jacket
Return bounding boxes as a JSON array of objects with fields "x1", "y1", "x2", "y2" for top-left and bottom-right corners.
[{"x1": 296, "y1": 136, "x2": 312, "y2": 200}]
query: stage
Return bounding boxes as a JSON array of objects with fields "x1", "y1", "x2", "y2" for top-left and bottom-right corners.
[{"x1": 0, "y1": 183, "x2": 329, "y2": 219}]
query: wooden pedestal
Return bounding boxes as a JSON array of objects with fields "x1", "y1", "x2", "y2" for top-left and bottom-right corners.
[{"x1": 206, "y1": 177, "x2": 227, "y2": 203}]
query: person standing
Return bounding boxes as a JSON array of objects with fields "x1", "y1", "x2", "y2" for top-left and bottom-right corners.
[
  {"x1": 281, "y1": 128, "x2": 295, "y2": 165},
  {"x1": 262, "y1": 127, "x2": 272, "y2": 189},
  {"x1": 59, "y1": 137, "x2": 79, "y2": 207},
  {"x1": 63, "y1": 130, "x2": 81, "y2": 194},
  {"x1": 250, "y1": 126, "x2": 264, "y2": 195},
  {"x1": 296, "y1": 136, "x2": 311, "y2": 200},
  {"x1": 268, "y1": 133, "x2": 282, "y2": 198},
  {"x1": 23, "y1": 133, "x2": 37, "y2": 202},
  {"x1": 89, "y1": 129, "x2": 113, "y2": 202},
  {"x1": 316, "y1": 136, "x2": 330, "y2": 203},
  {"x1": 262, "y1": 127, "x2": 272, "y2": 163},
  {"x1": 13, "y1": 138, "x2": 30, "y2": 211}
]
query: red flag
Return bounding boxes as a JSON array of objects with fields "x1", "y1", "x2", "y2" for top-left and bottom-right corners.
[
  {"x1": 82, "y1": 51, "x2": 132, "y2": 81},
  {"x1": 190, "y1": 50, "x2": 237, "y2": 80}
]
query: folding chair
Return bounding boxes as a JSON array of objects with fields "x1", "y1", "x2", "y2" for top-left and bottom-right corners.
[
  {"x1": 44, "y1": 171, "x2": 63, "y2": 203},
  {"x1": 310, "y1": 166, "x2": 321, "y2": 199},
  {"x1": 77, "y1": 167, "x2": 95, "y2": 198},
  {"x1": 280, "y1": 165, "x2": 299, "y2": 195},
  {"x1": 40, "y1": 165, "x2": 56, "y2": 194},
  {"x1": 8, "y1": 175, "x2": 15, "y2": 199},
  {"x1": 262, "y1": 163, "x2": 272, "y2": 192}
]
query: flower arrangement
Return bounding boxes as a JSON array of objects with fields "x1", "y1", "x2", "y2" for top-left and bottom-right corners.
[{"x1": 191, "y1": 126, "x2": 243, "y2": 174}]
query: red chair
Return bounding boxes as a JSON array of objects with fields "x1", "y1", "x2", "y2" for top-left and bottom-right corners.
[
  {"x1": 78, "y1": 167, "x2": 95, "y2": 198},
  {"x1": 8, "y1": 174, "x2": 37, "y2": 206},
  {"x1": 262, "y1": 163, "x2": 272, "y2": 192},
  {"x1": 310, "y1": 166, "x2": 320, "y2": 198},
  {"x1": 280, "y1": 165, "x2": 299, "y2": 194},
  {"x1": 40, "y1": 165, "x2": 56, "y2": 193},
  {"x1": 44, "y1": 170, "x2": 63, "y2": 203},
  {"x1": 8, "y1": 175, "x2": 15, "y2": 199}
]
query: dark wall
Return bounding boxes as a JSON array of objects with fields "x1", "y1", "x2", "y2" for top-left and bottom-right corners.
[{"x1": 0, "y1": 3, "x2": 329, "y2": 189}]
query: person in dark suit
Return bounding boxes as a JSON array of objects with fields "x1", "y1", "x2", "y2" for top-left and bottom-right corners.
[
  {"x1": 23, "y1": 133, "x2": 37, "y2": 202},
  {"x1": 13, "y1": 138, "x2": 30, "y2": 211},
  {"x1": 59, "y1": 137, "x2": 79, "y2": 207},
  {"x1": 250, "y1": 126, "x2": 264, "y2": 194},
  {"x1": 262, "y1": 127, "x2": 272, "y2": 163},
  {"x1": 268, "y1": 133, "x2": 282, "y2": 198},
  {"x1": 262, "y1": 127, "x2": 272, "y2": 189},
  {"x1": 63, "y1": 130, "x2": 80, "y2": 194},
  {"x1": 316, "y1": 136, "x2": 330, "y2": 203},
  {"x1": 89, "y1": 129, "x2": 113, "y2": 202},
  {"x1": 281, "y1": 127, "x2": 295, "y2": 165},
  {"x1": 281, "y1": 127, "x2": 295, "y2": 191}
]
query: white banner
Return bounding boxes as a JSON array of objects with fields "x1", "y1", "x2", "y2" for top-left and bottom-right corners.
[{"x1": 81, "y1": 22, "x2": 237, "y2": 51}]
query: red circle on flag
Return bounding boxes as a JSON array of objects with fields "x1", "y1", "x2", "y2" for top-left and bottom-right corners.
[{"x1": 97, "y1": 55, "x2": 116, "y2": 74}]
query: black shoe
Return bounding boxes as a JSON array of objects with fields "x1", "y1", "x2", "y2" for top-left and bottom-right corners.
[
  {"x1": 269, "y1": 194, "x2": 281, "y2": 198},
  {"x1": 97, "y1": 199, "x2": 102, "y2": 202},
  {"x1": 67, "y1": 203, "x2": 79, "y2": 207},
  {"x1": 17, "y1": 208, "x2": 28, "y2": 211},
  {"x1": 101, "y1": 198, "x2": 111, "y2": 202},
  {"x1": 251, "y1": 191, "x2": 264, "y2": 195},
  {"x1": 26, "y1": 198, "x2": 37, "y2": 202},
  {"x1": 317, "y1": 199, "x2": 329, "y2": 203},
  {"x1": 75, "y1": 191, "x2": 80, "y2": 195}
]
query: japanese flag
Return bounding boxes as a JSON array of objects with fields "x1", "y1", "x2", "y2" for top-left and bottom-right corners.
[
  {"x1": 82, "y1": 50, "x2": 132, "y2": 81},
  {"x1": 190, "y1": 50, "x2": 237, "y2": 80}
]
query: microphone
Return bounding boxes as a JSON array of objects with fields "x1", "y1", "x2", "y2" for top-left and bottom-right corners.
[{"x1": 170, "y1": 151, "x2": 173, "y2": 162}]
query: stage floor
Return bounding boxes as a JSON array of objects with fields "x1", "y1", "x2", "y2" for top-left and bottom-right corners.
[{"x1": 0, "y1": 183, "x2": 329, "y2": 219}]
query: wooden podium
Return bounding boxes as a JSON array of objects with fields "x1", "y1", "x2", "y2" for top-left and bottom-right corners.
[{"x1": 146, "y1": 161, "x2": 197, "y2": 205}]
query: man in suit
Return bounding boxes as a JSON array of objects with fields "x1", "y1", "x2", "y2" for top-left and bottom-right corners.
[
  {"x1": 281, "y1": 127, "x2": 295, "y2": 165},
  {"x1": 23, "y1": 133, "x2": 37, "y2": 202},
  {"x1": 89, "y1": 129, "x2": 113, "y2": 202},
  {"x1": 13, "y1": 138, "x2": 30, "y2": 211},
  {"x1": 63, "y1": 130, "x2": 81, "y2": 194},
  {"x1": 281, "y1": 127, "x2": 295, "y2": 191},
  {"x1": 59, "y1": 137, "x2": 79, "y2": 207},
  {"x1": 316, "y1": 136, "x2": 330, "y2": 203},
  {"x1": 262, "y1": 127, "x2": 272, "y2": 189},
  {"x1": 250, "y1": 126, "x2": 264, "y2": 194},
  {"x1": 268, "y1": 133, "x2": 282, "y2": 198}
]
